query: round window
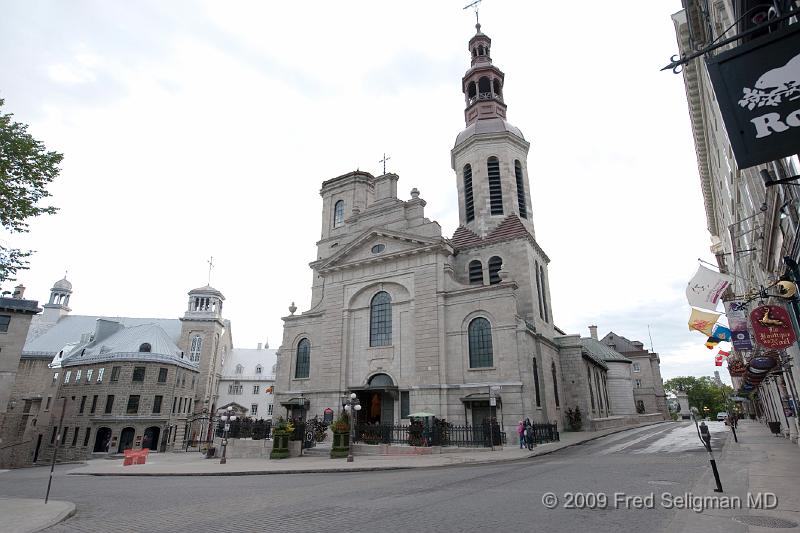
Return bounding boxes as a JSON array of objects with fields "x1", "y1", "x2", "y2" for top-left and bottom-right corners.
[{"x1": 371, "y1": 244, "x2": 385, "y2": 254}]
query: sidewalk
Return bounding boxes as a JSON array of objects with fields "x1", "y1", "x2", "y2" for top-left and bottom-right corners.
[
  {"x1": 0, "y1": 498, "x2": 75, "y2": 533},
  {"x1": 667, "y1": 419, "x2": 800, "y2": 532},
  {"x1": 69, "y1": 420, "x2": 670, "y2": 477}
]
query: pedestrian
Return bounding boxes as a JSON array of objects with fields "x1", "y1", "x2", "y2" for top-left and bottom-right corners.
[
  {"x1": 517, "y1": 420, "x2": 525, "y2": 449},
  {"x1": 524, "y1": 418, "x2": 535, "y2": 450}
]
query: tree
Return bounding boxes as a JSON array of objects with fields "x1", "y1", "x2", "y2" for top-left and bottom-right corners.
[
  {"x1": 0, "y1": 98, "x2": 62, "y2": 283},
  {"x1": 664, "y1": 376, "x2": 733, "y2": 416}
]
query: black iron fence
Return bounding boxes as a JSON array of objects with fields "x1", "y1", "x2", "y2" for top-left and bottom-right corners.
[
  {"x1": 214, "y1": 418, "x2": 272, "y2": 440},
  {"x1": 352, "y1": 419, "x2": 557, "y2": 448}
]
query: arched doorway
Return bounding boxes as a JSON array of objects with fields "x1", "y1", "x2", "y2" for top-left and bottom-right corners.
[
  {"x1": 143, "y1": 426, "x2": 160, "y2": 451},
  {"x1": 355, "y1": 373, "x2": 396, "y2": 424},
  {"x1": 94, "y1": 427, "x2": 112, "y2": 452},
  {"x1": 118, "y1": 427, "x2": 135, "y2": 453}
]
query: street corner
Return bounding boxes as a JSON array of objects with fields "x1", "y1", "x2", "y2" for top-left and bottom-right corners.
[{"x1": 0, "y1": 498, "x2": 76, "y2": 533}]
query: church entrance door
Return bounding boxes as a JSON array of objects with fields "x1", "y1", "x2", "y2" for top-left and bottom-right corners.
[
  {"x1": 471, "y1": 401, "x2": 491, "y2": 426},
  {"x1": 356, "y1": 374, "x2": 396, "y2": 425}
]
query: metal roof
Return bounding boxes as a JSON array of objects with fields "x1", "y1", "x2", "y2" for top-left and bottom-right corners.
[
  {"x1": 60, "y1": 322, "x2": 195, "y2": 370},
  {"x1": 454, "y1": 117, "x2": 525, "y2": 147},
  {"x1": 22, "y1": 315, "x2": 181, "y2": 358},
  {"x1": 581, "y1": 338, "x2": 632, "y2": 365}
]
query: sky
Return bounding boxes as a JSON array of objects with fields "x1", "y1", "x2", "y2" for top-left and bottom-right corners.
[{"x1": 0, "y1": 0, "x2": 728, "y2": 383}]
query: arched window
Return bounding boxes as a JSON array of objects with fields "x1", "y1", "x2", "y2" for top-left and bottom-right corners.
[
  {"x1": 295, "y1": 338, "x2": 310, "y2": 379},
  {"x1": 535, "y1": 261, "x2": 544, "y2": 319},
  {"x1": 551, "y1": 361, "x2": 560, "y2": 407},
  {"x1": 468, "y1": 317, "x2": 493, "y2": 368},
  {"x1": 370, "y1": 291, "x2": 392, "y2": 346},
  {"x1": 368, "y1": 373, "x2": 394, "y2": 387},
  {"x1": 468, "y1": 260, "x2": 483, "y2": 285},
  {"x1": 493, "y1": 78, "x2": 502, "y2": 97},
  {"x1": 478, "y1": 45, "x2": 484, "y2": 56},
  {"x1": 488, "y1": 256, "x2": 502, "y2": 285},
  {"x1": 514, "y1": 160, "x2": 527, "y2": 218},
  {"x1": 540, "y1": 265, "x2": 549, "y2": 322},
  {"x1": 333, "y1": 200, "x2": 344, "y2": 228},
  {"x1": 478, "y1": 76, "x2": 491, "y2": 98},
  {"x1": 190, "y1": 335, "x2": 202, "y2": 362},
  {"x1": 463, "y1": 164, "x2": 474, "y2": 222},
  {"x1": 467, "y1": 82, "x2": 477, "y2": 102},
  {"x1": 235, "y1": 364, "x2": 243, "y2": 375},
  {"x1": 138, "y1": 343, "x2": 151, "y2": 353},
  {"x1": 255, "y1": 365, "x2": 262, "y2": 374},
  {"x1": 532, "y1": 358, "x2": 541, "y2": 407},
  {"x1": 487, "y1": 157, "x2": 503, "y2": 215}
]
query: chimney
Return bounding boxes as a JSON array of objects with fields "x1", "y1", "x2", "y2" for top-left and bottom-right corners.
[
  {"x1": 94, "y1": 319, "x2": 124, "y2": 344},
  {"x1": 12, "y1": 284, "x2": 25, "y2": 299},
  {"x1": 257, "y1": 342, "x2": 262, "y2": 350},
  {"x1": 589, "y1": 325, "x2": 598, "y2": 340}
]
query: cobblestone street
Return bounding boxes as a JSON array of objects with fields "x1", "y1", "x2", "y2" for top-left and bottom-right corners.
[{"x1": 0, "y1": 423, "x2": 744, "y2": 533}]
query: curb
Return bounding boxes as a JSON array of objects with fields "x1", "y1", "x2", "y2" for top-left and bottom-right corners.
[{"x1": 68, "y1": 420, "x2": 673, "y2": 477}]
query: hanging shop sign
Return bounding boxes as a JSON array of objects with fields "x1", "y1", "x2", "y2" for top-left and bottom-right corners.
[
  {"x1": 705, "y1": 23, "x2": 800, "y2": 168},
  {"x1": 750, "y1": 305, "x2": 796, "y2": 349}
]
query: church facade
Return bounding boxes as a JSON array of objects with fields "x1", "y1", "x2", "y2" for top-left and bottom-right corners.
[{"x1": 274, "y1": 25, "x2": 617, "y2": 436}]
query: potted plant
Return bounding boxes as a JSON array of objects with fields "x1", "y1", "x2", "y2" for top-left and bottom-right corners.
[
  {"x1": 270, "y1": 417, "x2": 292, "y2": 459},
  {"x1": 330, "y1": 412, "x2": 350, "y2": 458}
]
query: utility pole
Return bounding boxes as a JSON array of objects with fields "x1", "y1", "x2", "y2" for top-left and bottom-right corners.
[{"x1": 45, "y1": 396, "x2": 68, "y2": 504}]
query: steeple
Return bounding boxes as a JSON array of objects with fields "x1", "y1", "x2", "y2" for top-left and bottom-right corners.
[
  {"x1": 451, "y1": 25, "x2": 532, "y2": 237},
  {"x1": 462, "y1": 23, "x2": 507, "y2": 127}
]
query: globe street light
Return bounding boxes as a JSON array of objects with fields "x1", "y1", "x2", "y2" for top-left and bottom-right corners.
[
  {"x1": 343, "y1": 392, "x2": 361, "y2": 463},
  {"x1": 220, "y1": 407, "x2": 237, "y2": 464}
]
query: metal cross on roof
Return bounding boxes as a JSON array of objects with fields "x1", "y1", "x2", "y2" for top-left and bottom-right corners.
[
  {"x1": 207, "y1": 256, "x2": 214, "y2": 285},
  {"x1": 379, "y1": 153, "x2": 391, "y2": 175},
  {"x1": 463, "y1": 0, "x2": 482, "y2": 24}
]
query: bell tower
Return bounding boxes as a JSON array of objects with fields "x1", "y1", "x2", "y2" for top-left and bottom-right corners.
[{"x1": 451, "y1": 23, "x2": 534, "y2": 238}]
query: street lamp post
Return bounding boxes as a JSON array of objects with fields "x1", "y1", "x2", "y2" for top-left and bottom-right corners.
[
  {"x1": 219, "y1": 407, "x2": 237, "y2": 465},
  {"x1": 343, "y1": 392, "x2": 361, "y2": 463},
  {"x1": 691, "y1": 407, "x2": 723, "y2": 492}
]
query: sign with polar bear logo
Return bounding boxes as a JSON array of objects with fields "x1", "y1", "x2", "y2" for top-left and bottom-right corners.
[{"x1": 706, "y1": 23, "x2": 800, "y2": 168}]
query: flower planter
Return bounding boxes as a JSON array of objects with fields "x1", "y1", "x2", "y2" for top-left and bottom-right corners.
[
  {"x1": 270, "y1": 433, "x2": 290, "y2": 459},
  {"x1": 330, "y1": 431, "x2": 350, "y2": 458}
]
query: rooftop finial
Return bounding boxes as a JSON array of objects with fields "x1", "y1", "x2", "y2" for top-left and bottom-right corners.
[{"x1": 207, "y1": 256, "x2": 214, "y2": 285}]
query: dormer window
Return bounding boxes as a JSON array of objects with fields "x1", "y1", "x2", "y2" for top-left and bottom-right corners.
[
  {"x1": 138, "y1": 343, "x2": 151, "y2": 353},
  {"x1": 255, "y1": 365, "x2": 262, "y2": 374},
  {"x1": 235, "y1": 364, "x2": 243, "y2": 375}
]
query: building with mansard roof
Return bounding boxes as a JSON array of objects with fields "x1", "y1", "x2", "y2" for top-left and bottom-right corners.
[
  {"x1": 216, "y1": 345, "x2": 278, "y2": 421},
  {"x1": 274, "y1": 24, "x2": 665, "y2": 437},
  {"x1": 0, "y1": 276, "x2": 263, "y2": 466}
]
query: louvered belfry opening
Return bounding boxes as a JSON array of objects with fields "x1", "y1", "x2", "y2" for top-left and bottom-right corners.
[
  {"x1": 468, "y1": 260, "x2": 483, "y2": 284},
  {"x1": 464, "y1": 164, "x2": 474, "y2": 222},
  {"x1": 514, "y1": 160, "x2": 527, "y2": 218},
  {"x1": 487, "y1": 157, "x2": 503, "y2": 215},
  {"x1": 488, "y1": 256, "x2": 502, "y2": 284}
]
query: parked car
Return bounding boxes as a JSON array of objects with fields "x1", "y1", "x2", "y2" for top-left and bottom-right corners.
[{"x1": 716, "y1": 412, "x2": 727, "y2": 422}]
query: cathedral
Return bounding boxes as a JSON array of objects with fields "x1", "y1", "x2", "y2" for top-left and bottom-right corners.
[{"x1": 274, "y1": 25, "x2": 666, "y2": 437}]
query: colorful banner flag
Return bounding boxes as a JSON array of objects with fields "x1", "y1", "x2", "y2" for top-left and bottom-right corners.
[
  {"x1": 718, "y1": 349, "x2": 730, "y2": 357},
  {"x1": 711, "y1": 324, "x2": 732, "y2": 342},
  {"x1": 686, "y1": 265, "x2": 733, "y2": 311},
  {"x1": 715, "y1": 355, "x2": 723, "y2": 366},
  {"x1": 706, "y1": 336, "x2": 721, "y2": 349},
  {"x1": 689, "y1": 308, "x2": 721, "y2": 336}
]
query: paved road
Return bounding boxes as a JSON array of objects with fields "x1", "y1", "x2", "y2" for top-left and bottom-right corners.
[{"x1": 0, "y1": 422, "x2": 730, "y2": 533}]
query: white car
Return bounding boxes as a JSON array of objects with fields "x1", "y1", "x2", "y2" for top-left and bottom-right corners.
[{"x1": 716, "y1": 412, "x2": 727, "y2": 422}]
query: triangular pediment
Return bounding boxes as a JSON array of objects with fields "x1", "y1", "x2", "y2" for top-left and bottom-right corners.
[{"x1": 315, "y1": 228, "x2": 448, "y2": 272}]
